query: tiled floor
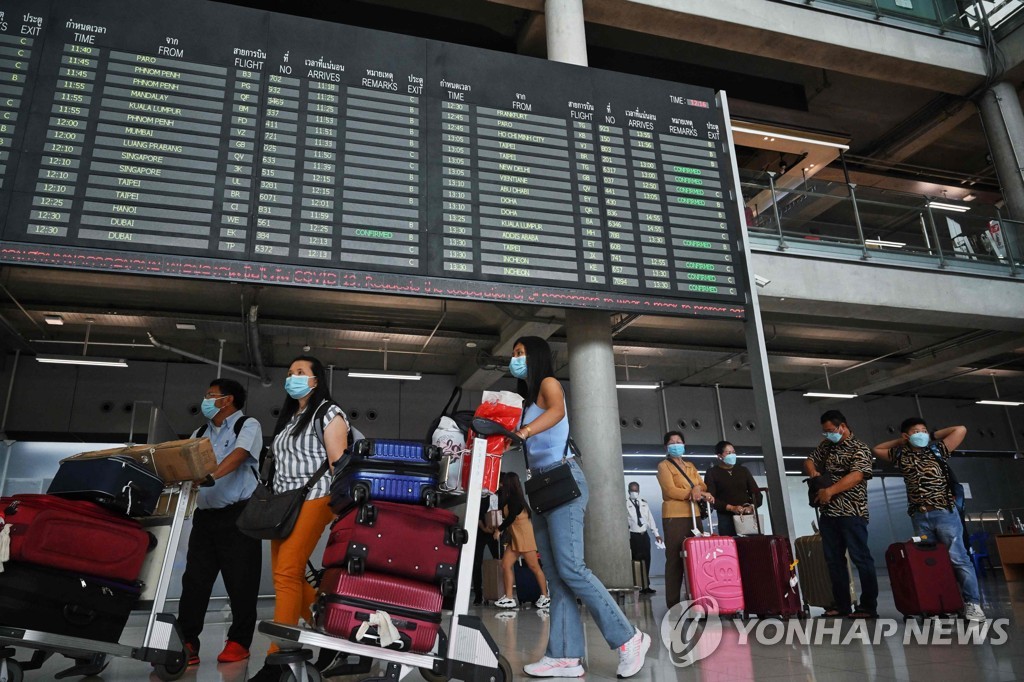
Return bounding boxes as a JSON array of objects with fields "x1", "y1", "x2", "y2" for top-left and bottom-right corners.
[{"x1": 5, "y1": 573, "x2": 1024, "y2": 681}]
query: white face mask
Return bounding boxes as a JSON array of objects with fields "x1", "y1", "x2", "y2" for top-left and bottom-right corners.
[{"x1": 628, "y1": 491, "x2": 639, "y2": 501}]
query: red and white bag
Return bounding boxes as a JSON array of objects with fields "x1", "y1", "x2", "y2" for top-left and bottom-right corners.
[{"x1": 462, "y1": 391, "x2": 523, "y2": 493}]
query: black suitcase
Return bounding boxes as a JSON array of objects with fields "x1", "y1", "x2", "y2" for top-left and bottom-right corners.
[
  {"x1": 0, "y1": 560, "x2": 140, "y2": 643},
  {"x1": 47, "y1": 455, "x2": 163, "y2": 516}
]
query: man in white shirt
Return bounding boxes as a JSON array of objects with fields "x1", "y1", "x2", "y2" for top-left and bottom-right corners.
[{"x1": 626, "y1": 481, "x2": 661, "y2": 594}]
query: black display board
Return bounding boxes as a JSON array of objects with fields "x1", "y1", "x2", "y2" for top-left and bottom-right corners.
[{"x1": 0, "y1": 0, "x2": 747, "y2": 318}]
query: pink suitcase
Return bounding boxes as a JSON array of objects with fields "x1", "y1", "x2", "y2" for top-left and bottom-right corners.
[
  {"x1": 314, "y1": 568, "x2": 442, "y2": 653},
  {"x1": 322, "y1": 502, "x2": 466, "y2": 592},
  {"x1": 682, "y1": 503, "x2": 744, "y2": 616}
]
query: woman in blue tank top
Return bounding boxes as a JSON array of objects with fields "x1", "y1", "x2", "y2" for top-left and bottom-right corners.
[{"x1": 510, "y1": 336, "x2": 650, "y2": 679}]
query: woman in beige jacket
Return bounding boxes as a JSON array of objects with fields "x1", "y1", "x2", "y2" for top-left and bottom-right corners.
[{"x1": 656, "y1": 430, "x2": 714, "y2": 610}]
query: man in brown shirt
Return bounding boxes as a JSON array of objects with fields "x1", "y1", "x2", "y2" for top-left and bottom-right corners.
[{"x1": 803, "y1": 409, "x2": 878, "y2": 618}]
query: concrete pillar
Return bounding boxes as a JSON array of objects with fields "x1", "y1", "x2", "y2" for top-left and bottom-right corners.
[
  {"x1": 978, "y1": 82, "x2": 1024, "y2": 260},
  {"x1": 565, "y1": 309, "x2": 633, "y2": 589},
  {"x1": 545, "y1": 0, "x2": 588, "y2": 66}
]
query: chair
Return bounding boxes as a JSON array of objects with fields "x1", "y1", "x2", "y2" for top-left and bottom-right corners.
[{"x1": 969, "y1": 532, "x2": 995, "y2": 577}]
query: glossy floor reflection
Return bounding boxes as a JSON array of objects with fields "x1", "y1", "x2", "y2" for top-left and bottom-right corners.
[{"x1": 8, "y1": 574, "x2": 1024, "y2": 680}]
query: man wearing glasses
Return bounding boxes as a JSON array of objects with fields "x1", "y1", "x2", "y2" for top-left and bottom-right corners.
[
  {"x1": 177, "y1": 378, "x2": 264, "y2": 667},
  {"x1": 803, "y1": 410, "x2": 878, "y2": 619}
]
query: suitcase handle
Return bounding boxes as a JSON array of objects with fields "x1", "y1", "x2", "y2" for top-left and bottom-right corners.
[{"x1": 63, "y1": 604, "x2": 97, "y2": 627}]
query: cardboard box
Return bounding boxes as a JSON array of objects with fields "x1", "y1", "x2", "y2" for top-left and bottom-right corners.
[{"x1": 62, "y1": 438, "x2": 216, "y2": 484}]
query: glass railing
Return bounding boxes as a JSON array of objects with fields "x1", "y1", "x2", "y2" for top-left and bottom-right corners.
[
  {"x1": 770, "y1": 0, "x2": 1024, "y2": 36},
  {"x1": 740, "y1": 169, "x2": 1022, "y2": 276}
]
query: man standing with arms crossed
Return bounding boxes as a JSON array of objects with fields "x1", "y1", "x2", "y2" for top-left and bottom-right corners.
[
  {"x1": 177, "y1": 378, "x2": 264, "y2": 666},
  {"x1": 803, "y1": 410, "x2": 878, "y2": 619}
]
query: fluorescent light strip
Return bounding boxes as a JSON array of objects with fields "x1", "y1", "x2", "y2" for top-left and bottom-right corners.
[
  {"x1": 865, "y1": 239, "x2": 906, "y2": 248},
  {"x1": 803, "y1": 391, "x2": 858, "y2": 399},
  {"x1": 731, "y1": 125, "x2": 850, "y2": 150},
  {"x1": 36, "y1": 354, "x2": 127, "y2": 367},
  {"x1": 976, "y1": 399, "x2": 1023, "y2": 407},
  {"x1": 926, "y1": 201, "x2": 970, "y2": 213},
  {"x1": 347, "y1": 370, "x2": 422, "y2": 381},
  {"x1": 616, "y1": 383, "x2": 661, "y2": 390}
]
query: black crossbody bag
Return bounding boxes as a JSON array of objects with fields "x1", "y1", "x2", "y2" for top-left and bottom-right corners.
[{"x1": 523, "y1": 436, "x2": 582, "y2": 515}]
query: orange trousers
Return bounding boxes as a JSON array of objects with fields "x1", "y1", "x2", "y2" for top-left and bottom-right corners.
[{"x1": 267, "y1": 496, "x2": 335, "y2": 653}]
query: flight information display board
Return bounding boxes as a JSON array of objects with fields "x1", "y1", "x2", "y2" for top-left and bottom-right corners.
[{"x1": 0, "y1": 0, "x2": 748, "y2": 318}]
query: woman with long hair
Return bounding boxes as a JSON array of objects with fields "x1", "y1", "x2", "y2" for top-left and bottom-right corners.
[
  {"x1": 509, "y1": 336, "x2": 649, "y2": 679},
  {"x1": 493, "y1": 471, "x2": 550, "y2": 609},
  {"x1": 249, "y1": 356, "x2": 350, "y2": 682}
]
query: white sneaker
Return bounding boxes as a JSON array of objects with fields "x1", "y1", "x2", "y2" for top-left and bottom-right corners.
[
  {"x1": 616, "y1": 628, "x2": 650, "y2": 679},
  {"x1": 495, "y1": 595, "x2": 517, "y2": 609},
  {"x1": 965, "y1": 603, "x2": 987, "y2": 621},
  {"x1": 524, "y1": 656, "x2": 584, "y2": 678},
  {"x1": 536, "y1": 594, "x2": 551, "y2": 609}
]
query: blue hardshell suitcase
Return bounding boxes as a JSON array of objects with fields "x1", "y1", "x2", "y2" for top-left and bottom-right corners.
[
  {"x1": 47, "y1": 455, "x2": 163, "y2": 516},
  {"x1": 330, "y1": 462, "x2": 439, "y2": 513},
  {"x1": 353, "y1": 439, "x2": 441, "y2": 465}
]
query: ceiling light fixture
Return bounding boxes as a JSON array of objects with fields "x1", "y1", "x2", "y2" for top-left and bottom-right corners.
[
  {"x1": 616, "y1": 382, "x2": 662, "y2": 390},
  {"x1": 348, "y1": 336, "x2": 421, "y2": 380},
  {"x1": 803, "y1": 363, "x2": 857, "y2": 400},
  {"x1": 43, "y1": 315, "x2": 64, "y2": 326},
  {"x1": 35, "y1": 319, "x2": 126, "y2": 368},
  {"x1": 976, "y1": 375, "x2": 1021, "y2": 407},
  {"x1": 926, "y1": 201, "x2": 970, "y2": 213},
  {"x1": 732, "y1": 126, "x2": 850, "y2": 150},
  {"x1": 175, "y1": 322, "x2": 197, "y2": 331}
]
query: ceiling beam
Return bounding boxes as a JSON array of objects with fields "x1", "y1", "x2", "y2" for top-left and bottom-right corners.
[{"x1": 457, "y1": 316, "x2": 562, "y2": 390}]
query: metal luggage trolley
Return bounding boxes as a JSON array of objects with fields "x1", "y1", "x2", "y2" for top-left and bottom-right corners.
[
  {"x1": 257, "y1": 426, "x2": 512, "y2": 682},
  {"x1": 0, "y1": 481, "x2": 194, "y2": 681}
]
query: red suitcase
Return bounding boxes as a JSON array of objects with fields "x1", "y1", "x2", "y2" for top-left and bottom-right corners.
[
  {"x1": 886, "y1": 541, "x2": 963, "y2": 618},
  {"x1": 322, "y1": 502, "x2": 467, "y2": 592},
  {"x1": 0, "y1": 494, "x2": 152, "y2": 583},
  {"x1": 736, "y1": 535, "x2": 803, "y2": 619},
  {"x1": 682, "y1": 506, "x2": 744, "y2": 616},
  {"x1": 314, "y1": 568, "x2": 442, "y2": 653}
]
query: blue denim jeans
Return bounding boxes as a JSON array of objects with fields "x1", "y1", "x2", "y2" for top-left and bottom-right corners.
[
  {"x1": 819, "y1": 514, "x2": 878, "y2": 613},
  {"x1": 531, "y1": 459, "x2": 635, "y2": 658},
  {"x1": 912, "y1": 508, "x2": 980, "y2": 604}
]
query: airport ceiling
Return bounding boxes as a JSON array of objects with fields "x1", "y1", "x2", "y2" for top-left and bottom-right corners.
[{"x1": 1, "y1": 0, "x2": 1021, "y2": 404}]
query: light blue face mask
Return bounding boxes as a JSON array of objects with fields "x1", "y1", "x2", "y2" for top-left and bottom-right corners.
[
  {"x1": 823, "y1": 429, "x2": 843, "y2": 444},
  {"x1": 908, "y1": 432, "x2": 930, "y2": 448},
  {"x1": 509, "y1": 356, "x2": 528, "y2": 379},
  {"x1": 200, "y1": 397, "x2": 223, "y2": 420},
  {"x1": 667, "y1": 443, "x2": 685, "y2": 457},
  {"x1": 722, "y1": 453, "x2": 738, "y2": 466},
  {"x1": 285, "y1": 375, "x2": 314, "y2": 399}
]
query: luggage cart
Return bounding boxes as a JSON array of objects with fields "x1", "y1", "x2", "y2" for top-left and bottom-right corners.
[
  {"x1": 0, "y1": 481, "x2": 193, "y2": 681},
  {"x1": 258, "y1": 429, "x2": 512, "y2": 682}
]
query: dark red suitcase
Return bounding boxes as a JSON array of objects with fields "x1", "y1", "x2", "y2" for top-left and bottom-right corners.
[
  {"x1": 736, "y1": 535, "x2": 803, "y2": 619},
  {"x1": 886, "y1": 541, "x2": 963, "y2": 617},
  {"x1": 0, "y1": 494, "x2": 152, "y2": 583},
  {"x1": 323, "y1": 502, "x2": 466, "y2": 591},
  {"x1": 314, "y1": 568, "x2": 442, "y2": 653}
]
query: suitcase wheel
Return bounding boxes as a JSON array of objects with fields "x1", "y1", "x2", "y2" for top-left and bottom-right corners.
[
  {"x1": 347, "y1": 557, "x2": 365, "y2": 575},
  {"x1": 425, "y1": 444, "x2": 442, "y2": 462},
  {"x1": 357, "y1": 503, "x2": 378, "y2": 525},
  {"x1": 448, "y1": 526, "x2": 469, "y2": 547},
  {"x1": 146, "y1": 531, "x2": 159, "y2": 552},
  {"x1": 354, "y1": 440, "x2": 372, "y2": 457},
  {"x1": 0, "y1": 658, "x2": 23, "y2": 682},
  {"x1": 440, "y1": 578, "x2": 455, "y2": 598},
  {"x1": 423, "y1": 489, "x2": 439, "y2": 508},
  {"x1": 352, "y1": 483, "x2": 371, "y2": 504}
]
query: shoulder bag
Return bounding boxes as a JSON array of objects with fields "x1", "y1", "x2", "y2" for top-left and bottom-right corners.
[
  {"x1": 666, "y1": 457, "x2": 708, "y2": 519},
  {"x1": 524, "y1": 436, "x2": 582, "y2": 515},
  {"x1": 236, "y1": 402, "x2": 336, "y2": 540}
]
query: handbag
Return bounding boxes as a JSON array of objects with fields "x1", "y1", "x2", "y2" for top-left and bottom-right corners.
[
  {"x1": 733, "y1": 512, "x2": 764, "y2": 535},
  {"x1": 236, "y1": 458, "x2": 330, "y2": 540},
  {"x1": 666, "y1": 457, "x2": 708, "y2": 519},
  {"x1": 523, "y1": 437, "x2": 582, "y2": 515}
]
